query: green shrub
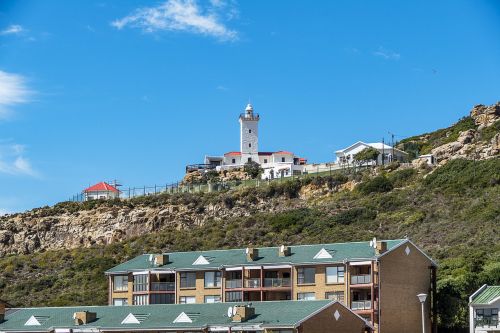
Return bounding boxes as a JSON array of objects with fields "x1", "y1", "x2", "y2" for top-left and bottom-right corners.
[
  {"x1": 388, "y1": 168, "x2": 417, "y2": 188},
  {"x1": 357, "y1": 175, "x2": 393, "y2": 194},
  {"x1": 332, "y1": 207, "x2": 377, "y2": 225}
]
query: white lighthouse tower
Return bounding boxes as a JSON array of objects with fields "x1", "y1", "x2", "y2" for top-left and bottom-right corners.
[{"x1": 239, "y1": 103, "x2": 259, "y2": 163}]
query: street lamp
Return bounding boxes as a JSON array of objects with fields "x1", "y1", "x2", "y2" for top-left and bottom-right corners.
[{"x1": 417, "y1": 293, "x2": 428, "y2": 333}]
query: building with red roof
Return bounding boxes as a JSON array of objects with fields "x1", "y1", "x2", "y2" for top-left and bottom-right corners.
[
  {"x1": 192, "y1": 103, "x2": 307, "y2": 179},
  {"x1": 83, "y1": 182, "x2": 120, "y2": 201}
]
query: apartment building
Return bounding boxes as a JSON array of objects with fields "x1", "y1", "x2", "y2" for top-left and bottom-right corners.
[
  {"x1": 106, "y1": 238, "x2": 437, "y2": 333},
  {"x1": 0, "y1": 300, "x2": 372, "y2": 333},
  {"x1": 469, "y1": 285, "x2": 500, "y2": 333}
]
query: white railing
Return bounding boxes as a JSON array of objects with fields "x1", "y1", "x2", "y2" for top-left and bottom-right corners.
[
  {"x1": 351, "y1": 274, "x2": 371, "y2": 284},
  {"x1": 263, "y1": 278, "x2": 291, "y2": 288},
  {"x1": 351, "y1": 300, "x2": 372, "y2": 310}
]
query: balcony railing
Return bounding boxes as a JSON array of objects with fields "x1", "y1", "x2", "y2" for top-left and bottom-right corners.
[
  {"x1": 264, "y1": 278, "x2": 291, "y2": 288},
  {"x1": 244, "y1": 278, "x2": 261, "y2": 288},
  {"x1": 351, "y1": 274, "x2": 371, "y2": 285},
  {"x1": 351, "y1": 300, "x2": 372, "y2": 311},
  {"x1": 151, "y1": 282, "x2": 175, "y2": 291},
  {"x1": 225, "y1": 280, "x2": 243, "y2": 289},
  {"x1": 475, "y1": 318, "x2": 499, "y2": 327}
]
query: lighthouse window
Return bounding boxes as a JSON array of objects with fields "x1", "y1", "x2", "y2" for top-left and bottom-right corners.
[
  {"x1": 249, "y1": 143, "x2": 251, "y2": 147},
  {"x1": 282, "y1": 157, "x2": 285, "y2": 162},
  {"x1": 232, "y1": 159, "x2": 236, "y2": 164},
  {"x1": 249, "y1": 129, "x2": 252, "y2": 133}
]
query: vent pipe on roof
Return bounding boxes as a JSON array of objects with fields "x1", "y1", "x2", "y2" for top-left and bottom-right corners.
[
  {"x1": 73, "y1": 311, "x2": 97, "y2": 325},
  {"x1": 231, "y1": 305, "x2": 255, "y2": 323},
  {"x1": 375, "y1": 241, "x2": 387, "y2": 255}
]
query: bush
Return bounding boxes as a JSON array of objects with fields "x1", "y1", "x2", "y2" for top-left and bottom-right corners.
[
  {"x1": 388, "y1": 168, "x2": 417, "y2": 188},
  {"x1": 332, "y1": 207, "x2": 377, "y2": 225},
  {"x1": 356, "y1": 175, "x2": 393, "y2": 194}
]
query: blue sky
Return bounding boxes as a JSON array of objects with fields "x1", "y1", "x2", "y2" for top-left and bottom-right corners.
[{"x1": 1, "y1": 0, "x2": 499, "y2": 213}]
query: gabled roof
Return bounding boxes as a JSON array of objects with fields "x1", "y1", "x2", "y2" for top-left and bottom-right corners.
[
  {"x1": 83, "y1": 182, "x2": 119, "y2": 193},
  {"x1": 470, "y1": 285, "x2": 500, "y2": 305},
  {"x1": 106, "y1": 239, "x2": 408, "y2": 273},
  {"x1": 335, "y1": 141, "x2": 408, "y2": 155},
  {"x1": 274, "y1": 150, "x2": 294, "y2": 155},
  {"x1": 224, "y1": 151, "x2": 241, "y2": 156},
  {"x1": 0, "y1": 301, "x2": 351, "y2": 332}
]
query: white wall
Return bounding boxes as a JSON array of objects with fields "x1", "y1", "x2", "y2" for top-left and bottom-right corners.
[
  {"x1": 240, "y1": 118, "x2": 259, "y2": 155},
  {"x1": 470, "y1": 299, "x2": 500, "y2": 333}
]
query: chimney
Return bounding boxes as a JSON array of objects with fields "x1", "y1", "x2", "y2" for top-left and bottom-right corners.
[
  {"x1": 232, "y1": 305, "x2": 255, "y2": 323},
  {"x1": 74, "y1": 311, "x2": 97, "y2": 325},
  {"x1": 155, "y1": 254, "x2": 169, "y2": 266},
  {"x1": 375, "y1": 241, "x2": 387, "y2": 255},
  {"x1": 246, "y1": 248, "x2": 258, "y2": 261},
  {"x1": 278, "y1": 245, "x2": 290, "y2": 257},
  {"x1": 0, "y1": 304, "x2": 5, "y2": 323}
]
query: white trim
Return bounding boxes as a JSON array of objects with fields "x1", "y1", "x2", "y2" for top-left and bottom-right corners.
[
  {"x1": 24, "y1": 316, "x2": 42, "y2": 326},
  {"x1": 225, "y1": 266, "x2": 243, "y2": 271},
  {"x1": 193, "y1": 255, "x2": 211, "y2": 265},
  {"x1": 121, "y1": 313, "x2": 140, "y2": 324},
  {"x1": 173, "y1": 312, "x2": 193, "y2": 323},
  {"x1": 348, "y1": 261, "x2": 372, "y2": 266},
  {"x1": 244, "y1": 266, "x2": 262, "y2": 270},
  {"x1": 262, "y1": 264, "x2": 292, "y2": 269},
  {"x1": 149, "y1": 270, "x2": 175, "y2": 274},
  {"x1": 469, "y1": 284, "x2": 488, "y2": 303},
  {"x1": 313, "y1": 248, "x2": 333, "y2": 259},
  {"x1": 132, "y1": 271, "x2": 150, "y2": 276}
]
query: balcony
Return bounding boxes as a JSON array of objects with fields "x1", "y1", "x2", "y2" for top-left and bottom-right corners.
[
  {"x1": 351, "y1": 274, "x2": 371, "y2": 285},
  {"x1": 264, "y1": 278, "x2": 291, "y2": 288},
  {"x1": 226, "y1": 280, "x2": 243, "y2": 289},
  {"x1": 151, "y1": 282, "x2": 175, "y2": 291},
  {"x1": 244, "y1": 278, "x2": 261, "y2": 288},
  {"x1": 351, "y1": 300, "x2": 372, "y2": 311},
  {"x1": 475, "y1": 318, "x2": 499, "y2": 327}
]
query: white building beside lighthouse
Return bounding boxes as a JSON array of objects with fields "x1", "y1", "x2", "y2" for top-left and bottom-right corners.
[{"x1": 197, "y1": 103, "x2": 306, "y2": 179}]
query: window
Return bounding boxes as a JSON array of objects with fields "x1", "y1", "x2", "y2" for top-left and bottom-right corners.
[
  {"x1": 232, "y1": 158, "x2": 236, "y2": 164},
  {"x1": 204, "y1": 271, "x2": 221, "y2": 288},
  {"x1": 133, "y1": 274, "x2": 148, "y2": 292},
  {"x1": 113, "y1": 298, "x2": 128, "y2": 306},
  {"x1": 204, "y1": 295, "x2": 222, "y2": 303},
  {"x1": 180, "y1": 272, "x2": 196, "y2": 288},
  {"x1": 248, "y1": 157, "x2": 252, "y2": 162},
  {"x1": 113, "y1": 275, "x2": 128, "y2": 291},
  {"x1": 264, "y1": 159, "x2": 268, "y2": 163},
  {"x1": 150, "y1": 293, "x2": 174, "y2": 304},
  {"x1": 133, "y1": 294, "x2": 148, "y2": 305},
  {"x1": 249, "y1": 129, "x2": 252, "y2": 133},
  {"x1": 297, "y1": 267, "x2": 315, "y2": 284},
  {"x1": 225, "y1": 291, "x2": 242, "y2": 302},
  {"x1": 476, "y1": 308, "x2": 499, "y2": 326},
  {"x1": 249, "y1": 143, "x2": 252, "y2": 147},
  {"x1": 281, "y1": 157, "x2": 285, "y2": 162},
  {"x1": 325, "y1": 291, "x2": 345, "y2": 303},
  {"x1": 179, "y1": 296, "x2": 196, "y2": 304},
  {"x1": 326, "y1": 266, "x2": 345, "y2": 284},
  {"x1": 297, "y1": 292, "x2": 316, "y2": 301}
]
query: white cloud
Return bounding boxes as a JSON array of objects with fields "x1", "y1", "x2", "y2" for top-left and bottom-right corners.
[
  {"x1": 216, "y1": 85, "x2": 228, "y2": 91},
  {"x1": 0, "y1": 24, "x2": 24, "y2": 35},
  {"x1": 373, "y1": 46, "x2": 400, "y2": 60},
  {"x1": 0, "y1": 143, "x2": 38, "y2": 177},
  {"x1": 111, "y1": 0, "x2": 238, "y2": 41},
  {"x1": 0, "y1": 70, "x2": 33, "y2": 119}
]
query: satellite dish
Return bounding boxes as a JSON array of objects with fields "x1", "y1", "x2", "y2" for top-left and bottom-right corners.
[
  {"x1": 245, "y1": 248, "x2": 249, "y2": 254},
  {"x1": 227, "y1": 307, "x2": 233, "y2": 317},
  {"x1": 232, "y1": 306, "x2": 238, "y2": 316},
  {"x1": 280, "y1": 245, "x2": 285, "y2": 252},
  {"x1": 369, "y1": 240, "x2": 373, "y2": 247},
  {"x1": 149, "y1": 254, "x2": 154, "y2": 262},
  {"x1": 372, "y1": 237, "x2": 377, "y2": 248}
]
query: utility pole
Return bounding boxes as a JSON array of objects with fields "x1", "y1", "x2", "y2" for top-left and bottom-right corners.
[{"x1": 382, "y1": 137, "x2": 385, "y2": 165}]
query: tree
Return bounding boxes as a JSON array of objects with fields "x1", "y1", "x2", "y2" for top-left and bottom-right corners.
[
  {"x1": 354, "y1": 147, "x2": 380, "y2": 166},
  {"x1": 244, "y1": 161, "x2": 263, "y2": 179}
]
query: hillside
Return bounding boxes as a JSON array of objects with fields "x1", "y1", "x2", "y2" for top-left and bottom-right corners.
[{"x1": 0, "y1": 103, "x2": 499, "y2": 331}]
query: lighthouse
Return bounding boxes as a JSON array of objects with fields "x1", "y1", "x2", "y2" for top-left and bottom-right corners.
[{"x1": 239, "y1": 103, "x2": 260, "y2": 163}]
